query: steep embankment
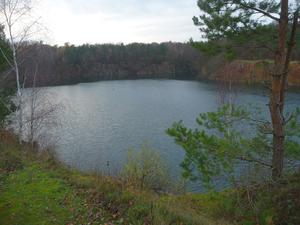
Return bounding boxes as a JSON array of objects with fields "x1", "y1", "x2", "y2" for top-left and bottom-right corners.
[{"x1": 201, "y1": 60, "x2": 300, "y2": 87}]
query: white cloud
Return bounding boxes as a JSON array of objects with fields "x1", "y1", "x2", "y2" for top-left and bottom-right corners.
[{"x1": 36, "y1": 0, "x2": 202, "y2": 45}]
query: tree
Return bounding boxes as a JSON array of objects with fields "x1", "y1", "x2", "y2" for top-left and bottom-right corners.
[
  {"x1": 22, "y1": 87, "x2": 62, "y2": 149},
  {"x1": 0, "y1": 86, "x2": 14, "y2": 127},
  {"x1": 0, "y1": 24, "x2": 14, "y2": 127},
  {"x1": 13, "y1": 42, "x2": 63, "y2": 149},
  {"x1": 194, "y1": 0, "x2": 299, "y2": 179},
  {"x1": 167, "y1": 104, "x2": 300, "y2": 187},
  {"x1": 0, "y1": 0, "x2": 39, "y2": 142}
]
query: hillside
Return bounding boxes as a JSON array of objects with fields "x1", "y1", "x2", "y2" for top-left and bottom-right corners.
[{"x1": 1, "y1": 131, "x2": 299, "y2": 225}]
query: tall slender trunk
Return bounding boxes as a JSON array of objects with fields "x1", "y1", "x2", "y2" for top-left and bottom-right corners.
[
  {"x1": 8, "y1": 25, "x2": 23, "y2": 143},
  {"x1": 270, "y1": 0, "x2": 289, "y2": 179}
]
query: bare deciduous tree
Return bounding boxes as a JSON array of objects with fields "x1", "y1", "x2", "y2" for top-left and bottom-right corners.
[
  {"x1": 0, "y1": 0, "x2": 40, "y2": 142},
  {"x1": 23, "y1": 45, "x2": 63, "y2": 148},
  {"x1": 23, "y1": 87, "x2": 63, "y2": 149}
]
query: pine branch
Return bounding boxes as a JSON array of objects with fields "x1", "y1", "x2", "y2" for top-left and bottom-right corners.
[{"x1": 235, "y1": 0, "x2": 280, "y2": 22}]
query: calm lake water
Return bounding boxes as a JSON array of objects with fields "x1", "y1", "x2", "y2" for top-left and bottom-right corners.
[{"x1": 41, "y1": 80, "x2": 300, "y2": 192}]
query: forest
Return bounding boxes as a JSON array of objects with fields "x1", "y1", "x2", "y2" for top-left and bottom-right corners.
[{"x1": 18, "y1": 42, "x2": 204, "y2": 87}]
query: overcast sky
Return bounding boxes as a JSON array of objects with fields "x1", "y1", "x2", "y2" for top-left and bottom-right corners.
[{"x1": 37, "y1": 0, "x2": 201, "y2": 45}]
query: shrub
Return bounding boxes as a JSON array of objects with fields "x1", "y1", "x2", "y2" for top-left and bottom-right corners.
[{"x1": 122, "y1": 144, "x2": 171, "y2": 192}]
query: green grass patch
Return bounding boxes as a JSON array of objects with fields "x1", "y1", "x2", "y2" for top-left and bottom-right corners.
[{"x1": 0, "y1": 164, "x2": 86, "y2": 225}]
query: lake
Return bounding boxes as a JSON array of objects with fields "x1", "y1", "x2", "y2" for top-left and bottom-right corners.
[{"x1": 40, "y1": 80, "x2": 300, "y2": 192}]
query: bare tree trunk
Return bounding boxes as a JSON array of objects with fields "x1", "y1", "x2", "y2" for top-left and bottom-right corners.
[
  {"x1": 270, "y1": 0, "x2": 289, "y2": 179},
  {"x1": 8, "y1": 21, "x2": 23, "y2": 143}
]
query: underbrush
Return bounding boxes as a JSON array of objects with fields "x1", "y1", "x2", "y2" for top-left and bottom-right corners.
[
  {"x1": 0, "y1": 130, "x2": 299, "y2": 225},
  {"x1": 179, "y1": 174, "x2": 300, "y2": 225}
]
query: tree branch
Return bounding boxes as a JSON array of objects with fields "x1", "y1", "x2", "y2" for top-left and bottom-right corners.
[{"x1": 235, "y1": 0, "x2": 280, "y2": 22}]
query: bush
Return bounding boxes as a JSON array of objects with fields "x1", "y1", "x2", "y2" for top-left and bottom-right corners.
[
  {"x1": 0, "y1": 144, "x2": 23, "y2": 172},
  {"x1": 122, "y1": 144, "x2": 171, "y2": 192}
]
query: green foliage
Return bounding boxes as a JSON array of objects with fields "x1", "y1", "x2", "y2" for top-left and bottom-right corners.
[
  {"x1": 192, "y1": 0, "x2": 285, "y2": 60},
  {"x1": 122, "y1": 144, "x2": 171, "y2": 192},
  {"x1": 167, "y1": 105, "x2": 300, "y2": 187},
  {"x1": 0, "y1": 25, "x2": 14, "y2": 126},
  {"x1": 285, "y1": 108, "x2": 300, "y2": 160},
  {"x1": 194, "y1": 0, "x2": 280, "y2": 41},
  {"x1": 190, "y1": 39, "x2": 223, "y2": 56},
  {"x1": 0, "y1": 88, "x2": 15, "y2": 127},
  {"x1": 0, "y1": 25, "x2": 11, "y2": 72}
]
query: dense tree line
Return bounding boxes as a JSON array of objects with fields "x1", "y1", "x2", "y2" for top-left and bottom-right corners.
[{"x1": 20, "y1": 42, "x2": 206, "y2": 87}]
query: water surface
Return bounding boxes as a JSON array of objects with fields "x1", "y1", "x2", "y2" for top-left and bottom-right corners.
[{"x1": 43, "y1": 80, "x2": 300, "y2": 191}]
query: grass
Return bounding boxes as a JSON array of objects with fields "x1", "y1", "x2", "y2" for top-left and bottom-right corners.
[
  {"x1": 0, "y1": 164, "x2": 86, "y2": 225},
  {"x1": 0, "y1": 131, "x2": 299, "y2": 224}
]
